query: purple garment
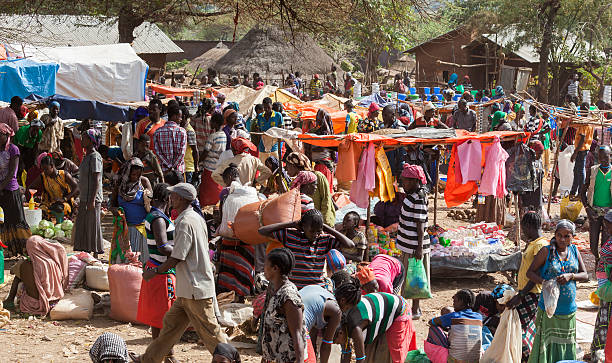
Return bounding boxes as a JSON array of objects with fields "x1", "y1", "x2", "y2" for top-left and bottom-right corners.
[
  {"x1": 373, "y1": 193, "x2": 405, "y2": 228},
  {"x1": 0, "y1": 144, "x2": 20, "y2": 191},
  {"x1": 457, "y1": 140, "x2": 482, "y2": 183},
  {"x1": 350, "y1": 143, "x2": 376, "y2": 208}
]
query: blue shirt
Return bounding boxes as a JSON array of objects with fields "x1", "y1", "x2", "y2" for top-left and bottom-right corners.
[
  {"x1": 256, "y1": 111, "x2": 283, "y2": 152},
  {"x1": 438, "y1": 309, "x2": 483, "y2": 328},
  {"x1": 107, "y1": 146, "x2": 125, "y2": 163},
  {"x1": 299, "y1": 285, "x2": 336, "y2": 331},
  {"x1": 118, "y1": 190, "x2": 147, "y2": 225},
  {"x1": 538, "y1": 244, "x2": 579, "y2": 315}
]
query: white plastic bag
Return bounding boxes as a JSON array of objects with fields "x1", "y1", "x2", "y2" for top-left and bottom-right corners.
[
  {"x1": 480, "y1": 290, "x2": 522, "y2": 363},
  {"x1": 85, "y1": 263, "x2": 110, "y2": 291},
  {"x1": 542, "y1": 279, "x2": 560, "y2": 318},
  {"x1": 558, "y1": 145, "x2": 575, "y2": 193},
  {"x1": 218, "y1": 182, "x2": 261, "y2": 238}
]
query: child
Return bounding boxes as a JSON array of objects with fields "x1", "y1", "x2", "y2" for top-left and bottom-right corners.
[
  {"x1": 361, "y1": 254, "x2": 404, "y2": 295},
  {"x1": 396, "y1": 164, "x2": 429, "y2": 320},
  {"x1": 337, "y1": 211, "x2": 367, "y2": 262},
  {"x1": 425, "y1": 289, "x2": 482, "y2": 363},
  {"x1": 259, "y1": 209, "x2": 355, "y2": 289}
]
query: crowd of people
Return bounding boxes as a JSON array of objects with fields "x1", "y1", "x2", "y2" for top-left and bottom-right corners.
[{"x1": 0, "y1": 70, "x2": 611, "y2": 363}]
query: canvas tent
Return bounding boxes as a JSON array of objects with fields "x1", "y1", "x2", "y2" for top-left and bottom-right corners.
[
  {"x1": 25, "y1": 43, "x2": 148, "y2": 103},
  {"x1": 0, "y1": 58, "x2": 58, "y2": 102},
  {"x1": 215, "y1": 26, "x2": 339, "y2": 78}
]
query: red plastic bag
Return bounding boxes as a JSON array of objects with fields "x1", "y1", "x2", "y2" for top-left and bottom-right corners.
[{"x1": 108, "y1": 264, "x2": 142, "y2": 323}]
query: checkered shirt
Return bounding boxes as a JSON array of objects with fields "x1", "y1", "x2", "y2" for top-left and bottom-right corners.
[{"x1": 153, "y1": 121, "x2": 187, "y2": 173}]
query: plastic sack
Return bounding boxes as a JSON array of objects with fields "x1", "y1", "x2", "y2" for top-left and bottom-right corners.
[
  {"x1": 218, "y1": 183, "x2": 261, "y2": 238},
  {"x1": 542, "y1": 279, "x2": 560, "y2": 318},
  {"x1": 558, "y1": 145, "x2": 575, "y2": 192},
  {"x1": 480, "y1": 290, "x2": 522, "y2": 363},
  {"x1": 67, "y1": 255, "x2": 87, "y2": 290},
  {"x1": 108, "y1": 264, "x2": 143, "y2": 323},
  {"x1": 49, "y1": 288, "x2": 93, "y2": 320},
  {"x1": 560, "y1": 195, "x2": 583, "y2": 222},
  {"x1": 85, "y1": 264, "x2": 109, "y2": 291},
  {"x1": 506, "y1": 144, "x2": 536, "y2": 193},
  {"x1": 217, "y1": 303, "x2": 254, "y2": 327},
  {"x1": 402, "y1": 258, "x2": 432, "y2": 299},
  {"x1": 404, "y1": 349, "x2": 430, "y2": 363},
  {"x1": 233, "y1": 188, "x2": 301, "y2": 245}
]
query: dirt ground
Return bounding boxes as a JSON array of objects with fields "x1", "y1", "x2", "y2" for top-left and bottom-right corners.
[{"x1": 0, "y1": 179, "x2": 598, "y2": 362}]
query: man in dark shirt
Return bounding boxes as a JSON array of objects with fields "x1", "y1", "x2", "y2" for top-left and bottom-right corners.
[{"x1": 452, "y1": 99, "x2": 477, "y2": 132}]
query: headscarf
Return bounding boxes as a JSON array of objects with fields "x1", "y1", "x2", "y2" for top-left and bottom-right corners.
[
  {"x1": 223, "y1": 108, "x2": 237, "y2": 123},
  {"x1": 555, "y1": 219, "x2": 575, "y2": 234},
  {"x1": 325, "y1": 249, "x2": 346, "y2": 274},
  {"x1": 37, "y1": 152, "x2": 50, "y2": 168},
  {"x1": 50, "y1": 151, "x2": 65, "y2": 168},
  {"x1": 529, "y1": 140, "x2": 544, "y2": 153},
  {"x1": 84, "y1": 128, "x2": 101, "y2": 149},
  {"x1": 116, "y1": 158, "x2": 144, "y2": 202},
  {"x1": 89, "y1": 332, "x2": 129, "y2": 363},
  {"x1": 27, "y1": 110, "x2": 39, "y2": 123},
  {"x1": 266, "y1": 156, "x2": 291, "y2": 186},
  {"x1": 286, "y1": 152, "x2": 313, "y2": 171},
  {"x1": 401, "y1": 164, "x2": 427, "y2": 185},
  {"x1": 490, "y1": 111, "x2": 507, "y2": 129},
  {"x1": 491, "y1": 284, "x2": 513, "y2": 300},
  {"x1": 50, "y1": 101, "x2": 61, "y2": 109},
  {"x1": 231, "y1": 137, "x2": 258, "y2": 155},
  {"x1": 213, "y1": 343, "x2": 241, "y2": 363},
  {"x1": 368, "y1": 103, "x2": 380, "y2": 119},
  {"x1": 495, "y1": 85, "x2": 505, "y2": 97},
  {"x1": 313, "y1": 108, "x2": 333, "y2": 135},
  {"x1": 514, "y1": 103, "x2": 525, "y2": 113},
  {"x1": 132, "y1": 106, "x2": 149, "y2": 123},
  {"x1": 356, "y1": 266, "x2": 376, "y2": 285},
  {"x1": 0, "y1": 123, "x2": 15, "y2": 150},
  {"x1": 291, "y1": 170, "x2": 317, "y2": 190}
]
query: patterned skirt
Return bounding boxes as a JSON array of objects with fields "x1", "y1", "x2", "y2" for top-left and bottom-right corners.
[
  {"x1": 217, "y1": 239, "x2": 255, "y2": 297},
  {"x1": 591, "y1": 300, "x2": 612, "y2": 353},
  {"x1": 528, "y1": 308, "x2": 576, "y2": 363},
  {"x1": 0, "y1": 189, "x2": 32, "y2": 256},
  {"x1": 516, "y1": 292, "x2": 539, "y2": 360}
]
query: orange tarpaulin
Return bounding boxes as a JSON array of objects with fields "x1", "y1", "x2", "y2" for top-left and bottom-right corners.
[
  {"x1": 284, "y1": 102, "x2": 369, "y2": 134},
  {"x1": 297, "y1": 130, "x2": 526, "y2": 148},
  {"x1": 147, "y1": 83, "x2": 199, "y2": 97}
]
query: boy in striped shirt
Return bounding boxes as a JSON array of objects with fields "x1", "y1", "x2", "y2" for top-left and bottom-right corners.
[
  {"x1": 259, "y1": 209, "x2": 354, "y2": 289},
  {"x1": 396, "y1": 164, "x2": 430, "y2": 320}
]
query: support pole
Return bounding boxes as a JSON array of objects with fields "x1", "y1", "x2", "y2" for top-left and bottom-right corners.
[
  {"x1": 547, "y1": 122, "x2": 570, "y2": 216},
  {"x1": 433, "y1": 149, "x2": 441, "y2": 227},
  {"x1": 514, "y1": 193, "x2": 520, "y2": 250}
]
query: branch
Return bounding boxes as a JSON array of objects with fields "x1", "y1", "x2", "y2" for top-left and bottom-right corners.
[{"x1": 170, "y1": 10, "x2": 231, "y2": 17}]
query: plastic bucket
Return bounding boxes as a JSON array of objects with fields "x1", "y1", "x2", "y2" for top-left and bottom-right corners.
[{"x1": 24, "y1": 208, "x2": 42, "y2": 229}]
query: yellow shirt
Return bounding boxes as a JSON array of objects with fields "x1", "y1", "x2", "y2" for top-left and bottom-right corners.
[
  {"x1": 184, "y1": 124, "x2": 196, "y2": 172},
  {"x1": 518, "y1": 236, "x2": 549, "y2": 293},
  {"x1": 346, "y1": 112, "x2": 359, "y2": 134},
  {"x1": 574, "y1": 125, "x2": 594, "y2": 152}
]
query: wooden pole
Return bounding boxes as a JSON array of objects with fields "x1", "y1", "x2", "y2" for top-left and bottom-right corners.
[
  {"x1": 547, "y1": 122, "x2": 570, "y2": 215},
  {"x1": 433, "y1": 150, "x2": 441, "y2": 226},
  {"x1": 514, "y1": 193, "x2": 520, "y2": 250}
]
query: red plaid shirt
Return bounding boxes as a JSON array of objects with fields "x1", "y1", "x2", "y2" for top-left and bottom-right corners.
[{"x1": 153, "y1": 121, "x2": 187, "y2": 173}]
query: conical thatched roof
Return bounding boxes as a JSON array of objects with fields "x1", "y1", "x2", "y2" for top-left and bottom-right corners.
[
  {"x1": 214, "y1": 26, "x2": 337, "y2": 77},
  {"x1": 186, "y1": 42, "x2": 230, "y2": 72}
]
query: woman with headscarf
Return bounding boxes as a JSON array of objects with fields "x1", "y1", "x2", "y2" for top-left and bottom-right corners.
[
  {"x1": 291, "y1": 170, "x2": 317, "y2": 213},
  {"x1": 0, "y1": 123, "x2": 31, "y2": 256},
  {"x1": 285, "y1": 152, "x2": 335, "y2": 226},
  {"x1": 358, "y1": 103, "x2": 382, "y2": 133},
  {"x1": 28, "y1": 153, "x2": 78, "y2": 221},
  {"x1": 50, "y1": 150, "x2": 79, "y2": 179},
  {"x1": 73, "y1": 129, "x2": 104, "y2": 258},
  {"x1": 526, "y1": 219, "x2": 589, "y2": 363},
  {"x1": 3, "y1": 235, "x2": 67, "y2": 314},
  {"x1": 213, "y1": 343, "x2": 241, "y2": 363},
  {"x1": 212, "y1": 137, "x2": 271, "y2": 187},
  {"x1": 110, "y1": 157, "x2": 153, "y2": 263},
  {"x1": 264, "y1": 156, "x2": 291, "y2": 195}
]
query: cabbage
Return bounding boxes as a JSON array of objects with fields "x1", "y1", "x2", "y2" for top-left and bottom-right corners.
[
  {"x1": 65, "y1": 229, "x2": 72, "y2": 238},
  {"x1": 44, "y1": 228, "x2": 55, "y2": 238},
  {"x1": 55, "y1": 230, "x2": 65, "y2": 238},
  {"x1": 61, "y1": 220, "x2": 73, "y2": 231},
  {"x1": 39, "y1": 220, "x2": 53, "y2": 229},
  {"x1": 30, "y1": 226, "x2": 38, "y2": 235},
  {"x1": 55, "y1": 224, "x2": 62, "y2": 230}
]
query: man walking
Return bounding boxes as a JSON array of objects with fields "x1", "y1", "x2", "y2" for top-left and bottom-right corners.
[{"x1": 134, "y1": 183, "x2": 227, "y2": 362}]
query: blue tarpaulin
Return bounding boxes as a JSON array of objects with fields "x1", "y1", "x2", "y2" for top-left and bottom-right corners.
[
  {"x1": 357, "y1": 93, "x2": 391, "y2": 108},
  {"x1": 0, "y1": 58, "x2": 58, "y2": 102},
  {"x1": 26, "y1": 94, "x2": 131, "y2": 122}
]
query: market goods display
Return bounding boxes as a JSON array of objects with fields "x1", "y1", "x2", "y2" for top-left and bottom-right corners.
[
  {"x1": 31, "y1": 219, "x2": 73, "y2": 239},
  {"x1": 447, "y1": 209, "x2": 477, "y2": 222}
]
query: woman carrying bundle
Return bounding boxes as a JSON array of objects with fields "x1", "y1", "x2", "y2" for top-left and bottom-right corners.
[{"x1": 334, "y1": 277, "x2": 416, "y2": 363}]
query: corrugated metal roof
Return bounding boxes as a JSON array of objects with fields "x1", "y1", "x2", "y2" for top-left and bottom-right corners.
[
  {"x1": 0, "y1": 15, "x2": 182, "y2": 54},
  {"x1": 480, "y1": 33, "x2": 539, "y2": 63}
]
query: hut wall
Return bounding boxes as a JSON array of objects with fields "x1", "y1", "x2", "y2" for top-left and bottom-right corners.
[{"x1": 140, "y1": 53, "x2": 168, "y2": 76}]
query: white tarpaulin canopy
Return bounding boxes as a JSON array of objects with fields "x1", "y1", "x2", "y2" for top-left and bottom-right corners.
[{"x1": 25, "y1": 43, "x2": 147, "y2": 103}]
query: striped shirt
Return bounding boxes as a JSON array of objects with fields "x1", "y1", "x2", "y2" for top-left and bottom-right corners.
[
  {"x1": 300, "y1": 194, "x2": 315, "y2": 213},
  {"x1": 346, "y1": 292, "x2": 408, "y2": 344},
  {"x1": 145, "y1": 208, "x2": 175, "y2": 267},
  {"x1": 202, "y1": 130, "x2": 227, "y2": 171},
  {"x1": 272, "y1": 228, "x2": 337, "y2": 289},
  {"x1": 191, "y1": 115, "x2": 212, "y2": 151},
  {"x1": 397, "y1": 191, "x2": 429, "y2": 254},
  {"x1": 439, "y1": 309, "x2": 483, "y2": 362}
]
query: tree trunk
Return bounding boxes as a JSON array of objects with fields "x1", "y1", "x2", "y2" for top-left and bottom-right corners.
[
  {"x1": 118, "y1": 6, "x2": 144, "y2": 44},
  {"x1": 536, "y1": 0, "x2": 561, "y2": 103}
]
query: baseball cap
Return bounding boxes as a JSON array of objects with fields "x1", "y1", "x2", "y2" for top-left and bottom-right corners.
[{"x1": 167, "y1": 183, "x2": 197, "y2": 201}]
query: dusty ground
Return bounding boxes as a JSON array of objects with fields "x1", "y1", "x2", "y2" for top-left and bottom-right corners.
[{"x1": 0, "y1": 178, "x2": 598, "y2": 362}]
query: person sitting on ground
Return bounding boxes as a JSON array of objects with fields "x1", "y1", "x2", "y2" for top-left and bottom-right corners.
[
  {"x1": 337, "y1": 211, "x2": 367, "y2": 262},
  {"x1": 290, "y1": 170, "x2": 317, "y2": 213},
  {"x1": 361, "y1": 254, "x2": 405, "y2": 295},
  {"x1": 408, "y1": 102, "x2": 449, "y2": 129},
  {"x1": 299, "y1": 285, "x2": 342, "y2": 363},
  {"x1": 324, "y1": 249, "x2": 348, "y2": 280},
  {"x1": 334, "y1": 277, "x2": 417, "y2": 363},
  {"x1": 359, "y1": 103, "x2": 382, "y2": 133},
  {"x1": 473, "y1": 284, "x2": 514, "y2": 336},
  {"x1": 212, "y1": 343, "x2": 241, "y2": 363},
  {"x1": 259, "y1": 209, "x2": 355, "y2": 290},
  {"x1": 50, "y1": 150, "x2": 79, "y2": 179},
  {"x1": 425, "y1": 289, "x2": 482, "y2": 363},
  {"x1": 3, "y1": 235, "x2": 68, "y2": 314},
  {"x1": 134, "y1": 135, "x2": 164, "y2": 185},
  {"x1": 28, "y1": 153, "x2": 78, "y2": 220}
]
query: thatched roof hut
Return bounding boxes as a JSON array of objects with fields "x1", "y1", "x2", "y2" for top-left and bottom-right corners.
[
  {"x1": 214, "y1": 26, "x2": 338, "y2": 78},
  {"x1": 186, "y1": 42, "x2": 230, "y2": 72}
]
